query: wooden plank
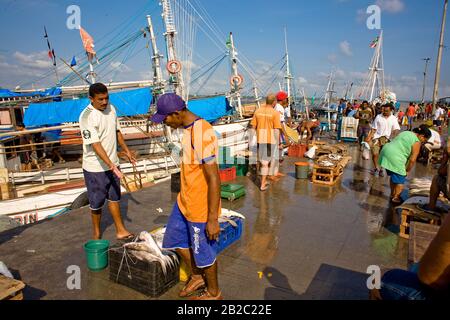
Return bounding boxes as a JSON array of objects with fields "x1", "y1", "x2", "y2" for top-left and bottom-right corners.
[{"x1": 0, "y1": 275, "x2": 25, "y2": 300}]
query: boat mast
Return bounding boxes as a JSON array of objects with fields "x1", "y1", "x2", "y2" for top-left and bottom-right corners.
[
  {"x1": 253, "y1": 81, "x2": 261, "y2": 109},
  {"x1": 432, "y1": 0, "x2": 448, "y2": 111},
  {"x1": 160, "y1": 0, "x2": 184, "y2": 98},
  {"x1": 369, "y1": 30, "x2": 384, "y2": 102},
  {"x1": 421, "y1": 58, "x2": 431, "y2": 104},
  {"x1": 146, "y1": 15, "x2": 165, "y2": 93},
  {"x1": 284, "y1": 27, "x2": 293, "y2": 108},
  {"x1": 228, "y1": 32, "x2": 243, "y2": 118}
]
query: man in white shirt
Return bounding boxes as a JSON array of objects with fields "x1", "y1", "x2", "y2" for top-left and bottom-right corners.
[
  {"x1": 274, "y1": 91, "x2": 293, "y2": 169},
  {"x1": 425, "y1": 128, "x2": 442, "y2": 152},
  {"x1": 79, "y1": 83, "x2": 136, "y2": 241},
  {"x1": 366, "y1": 104, "x2": 400, "y2": 177},
  {"x1": 434, "y1": 105, "x2": 445, "y2": 128}
]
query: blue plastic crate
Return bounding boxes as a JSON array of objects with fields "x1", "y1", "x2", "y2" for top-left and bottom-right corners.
[{"x1": 214, "y1": 217, "x2": 243, "y2": 254}]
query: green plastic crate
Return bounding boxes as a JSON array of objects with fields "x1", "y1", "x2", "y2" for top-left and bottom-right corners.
[
  {"x1": 219, "y1": 147, "x2": 234, "y2": 166},
  {"x1": 221, "y1": 184, "x2": 246, "y2": 201},
  {"x1": 232, "y1": 157, "x2": 249, "y2": 176}
]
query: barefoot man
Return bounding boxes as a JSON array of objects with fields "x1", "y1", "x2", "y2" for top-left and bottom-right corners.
[
  {"x1": 250, "y1": 94, "x2": 283, "y2": 190},
  {"x1": 79, "y1": 83, "x2": 135, "y2": 241}
]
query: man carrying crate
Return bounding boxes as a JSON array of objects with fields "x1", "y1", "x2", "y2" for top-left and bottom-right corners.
[{"x1": 151, "y1": 93, "x2": 223, "y2": 300}]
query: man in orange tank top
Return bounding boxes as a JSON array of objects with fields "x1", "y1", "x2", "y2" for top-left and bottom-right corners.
[{"x1": 151, "y1": 93, "x2": 223, "y2": 300}]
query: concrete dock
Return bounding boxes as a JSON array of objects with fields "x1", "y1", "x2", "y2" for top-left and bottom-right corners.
[{"x1": 0, "y1": 144, "x2": 436, "y2": 300}]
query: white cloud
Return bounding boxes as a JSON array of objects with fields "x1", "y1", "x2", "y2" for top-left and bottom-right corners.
[
  {"x1": 339, "y1": 41, "x2": 353, "y2": 57},
  {"x1": 297, "y1": 77, "x2": 308, "y2": 84},
  {"x1": 400, "y1": 75, "x2": 417, "y2": 83},
  {"x1": 350, "y1": 71, "x2": 367, "y2": 80},
  {"x1": 110, "y1": 61, "x2": 132, "y2": 73},
  {"x1": 327, "y1": 54, "x2": 338, "y2": 64},
  {"x1": 356, "y1": 9, "x2": 366, "y2": 23},
  {"x1": 376, "y1": 0, "x2": 405, "y2": 14},
  {"x1": 13, "y1": 51, "x2": 53, "y2": 69}
]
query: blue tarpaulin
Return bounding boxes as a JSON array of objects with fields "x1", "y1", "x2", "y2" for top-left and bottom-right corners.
[
  {"x1": 187, "y1": 95, "x2": 232, "y2": 123},
  {"x1": 24, "y1": 88, "x2": 152, "y2": 126},
  {"x1": 0, "y1": 87, "x2": 62, "y2": 99}
]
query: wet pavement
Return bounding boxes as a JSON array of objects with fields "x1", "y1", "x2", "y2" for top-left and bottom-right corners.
[{"x1": 0, "y1": 142, "x2": 438, "y2": 300}]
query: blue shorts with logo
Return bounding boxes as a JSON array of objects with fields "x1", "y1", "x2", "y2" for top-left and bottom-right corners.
[
  {"x1": 386, "y1": 169, "x2": 407, "y2": 185},
  {"x1": 162, "y1": 202, "x2": 217, "y2": 268},
  {"x1": 83, "y1": 169, "x2": 121, "y2": 210}
]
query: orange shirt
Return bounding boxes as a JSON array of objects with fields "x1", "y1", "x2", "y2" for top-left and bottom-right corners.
[
  {"x1": 250, "y1": 107, "x2": 282, "y2": 144},
  {"x1": 407, "y1": 106, "x2": 416, "y2": 117},
  {"x1": 177, "y1": 119, "x2": 221, "y2": 223}
]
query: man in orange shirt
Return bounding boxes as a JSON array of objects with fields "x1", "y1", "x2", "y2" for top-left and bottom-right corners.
[
  {"x1": 250, "y1": 94, "x2": 283, "y2": 191},
  {"x1": 406, "y1": 102, "x2": 416, "y2": 131},
  {"x1": 152, "y1": 93, "x2": 222, "y2": 300}
]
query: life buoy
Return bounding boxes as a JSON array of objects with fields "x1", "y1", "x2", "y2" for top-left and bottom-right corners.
[
  {"x1": 167, "y1": 60, "x2": 182, "y2": 74},
  {"x1": 230, "y1": 74, "x2": 243, "y2": 87}
]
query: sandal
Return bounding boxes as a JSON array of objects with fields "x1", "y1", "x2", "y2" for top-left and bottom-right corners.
[
  {"x1": 189, "y1": 289, "x2": 223, "y2": 300},
  {"x1": 391, "y1": 197, "x2": 402, "y2": 205},
  {"x1": 179, "y1": 276, "x2": 205, "y2": 298}
]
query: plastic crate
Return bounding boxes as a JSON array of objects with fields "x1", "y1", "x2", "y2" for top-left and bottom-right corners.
[
  {"x1": 109, "y1": 244, "x2": 179, "y2": 298},
  {"x1": 221, "y1": 184, "x2": 246, "y2": 201},
  {"x1": 219, "y1": 167, "x2": 236, "y2": 182},
  {"x1": 232, "y1": 157, "x2": 249, "y2": 176},
  {"x1": 214, "y1": 217, "x2": 244, "y2": 254},
  {"x1": 219, "y1": 146, "x2": 234, "y2": 166},
  {"x1": 288, "y1": 144, "x2": 308, "y2": 157}
]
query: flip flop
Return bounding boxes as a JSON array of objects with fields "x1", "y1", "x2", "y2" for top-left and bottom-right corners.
[
  {"x1": 391, "y1": 197, "x2": 402, "y2": 205},
  {"x1": 260, "y1": 184, "x2": 269, "y2": 191},
  {"x1": 179, "y1": 276, "x2": 206, "y2": 298}
]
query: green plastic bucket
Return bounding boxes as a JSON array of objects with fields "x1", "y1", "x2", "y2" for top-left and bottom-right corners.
[
  {"x1": 84, "y1": 240, "x2": 110, "y2": 271},
  {"x1": 295, "y1": 162, "x2": 309, "y2": 179}
]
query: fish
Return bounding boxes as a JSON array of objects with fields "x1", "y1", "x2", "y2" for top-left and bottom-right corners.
[
  {"x1": 123, "y1": 231, "x2": 178, "y2": 276},
  {"x1": 220, "y1": 209, "x2": 246, "y2": 220}
]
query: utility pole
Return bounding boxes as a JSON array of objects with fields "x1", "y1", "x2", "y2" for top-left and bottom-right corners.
[
  {"x1": 432, "y1": 0, "x2": 448, "y2": 111},
  {"x1": 146, "y1": 15, "x2": 165, "y2": 93},
  {"x1": 229, "y1": 32, "x2": 243, "y2": 118}
]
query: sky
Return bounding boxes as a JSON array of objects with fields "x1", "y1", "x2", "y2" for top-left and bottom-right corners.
[{"x1": 0, "y1": 0, "x2": 450, "y2": 101}]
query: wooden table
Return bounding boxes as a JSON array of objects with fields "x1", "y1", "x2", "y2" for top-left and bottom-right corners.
[
  {"x1": 0, "y1": 275, "x2": 25, "y2": 300},
  {"x1": 408, "y1": 221, "x2": 440, "y2": 267}
]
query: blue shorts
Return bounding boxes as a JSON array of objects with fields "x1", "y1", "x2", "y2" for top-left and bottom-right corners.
[
  {"x1": 162, "y1": 202, "x2": 217, "y2": 268},
  {"x1": 83, "y1": 169, "x2": 121, "y2": 210},
  {"x1": 380, "y1": 269, "x2": 429, "y2": 300},
  {"x1": 386, "y1": 169, "x2": 407, "y2": 184}
]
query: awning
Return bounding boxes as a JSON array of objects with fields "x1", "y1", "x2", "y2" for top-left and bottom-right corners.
[
  {"x1": 187, "y1": 95, "x2": 232, "y2": 123},
  {"x1": 0, "y1": 87, "x2": 62, "y2": 99},
  {"x1": 24, "y1": 88, "x2": 152, "y2": 127}
]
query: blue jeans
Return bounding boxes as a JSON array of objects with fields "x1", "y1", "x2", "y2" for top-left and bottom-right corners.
[{"x1": 380, "y1": 269, "x2": 431, "y2": 300}]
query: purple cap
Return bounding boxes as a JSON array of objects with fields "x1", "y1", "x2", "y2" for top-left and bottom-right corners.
[{"x1": 151, "y1": 93, "x2": 186, "y2": 123}]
